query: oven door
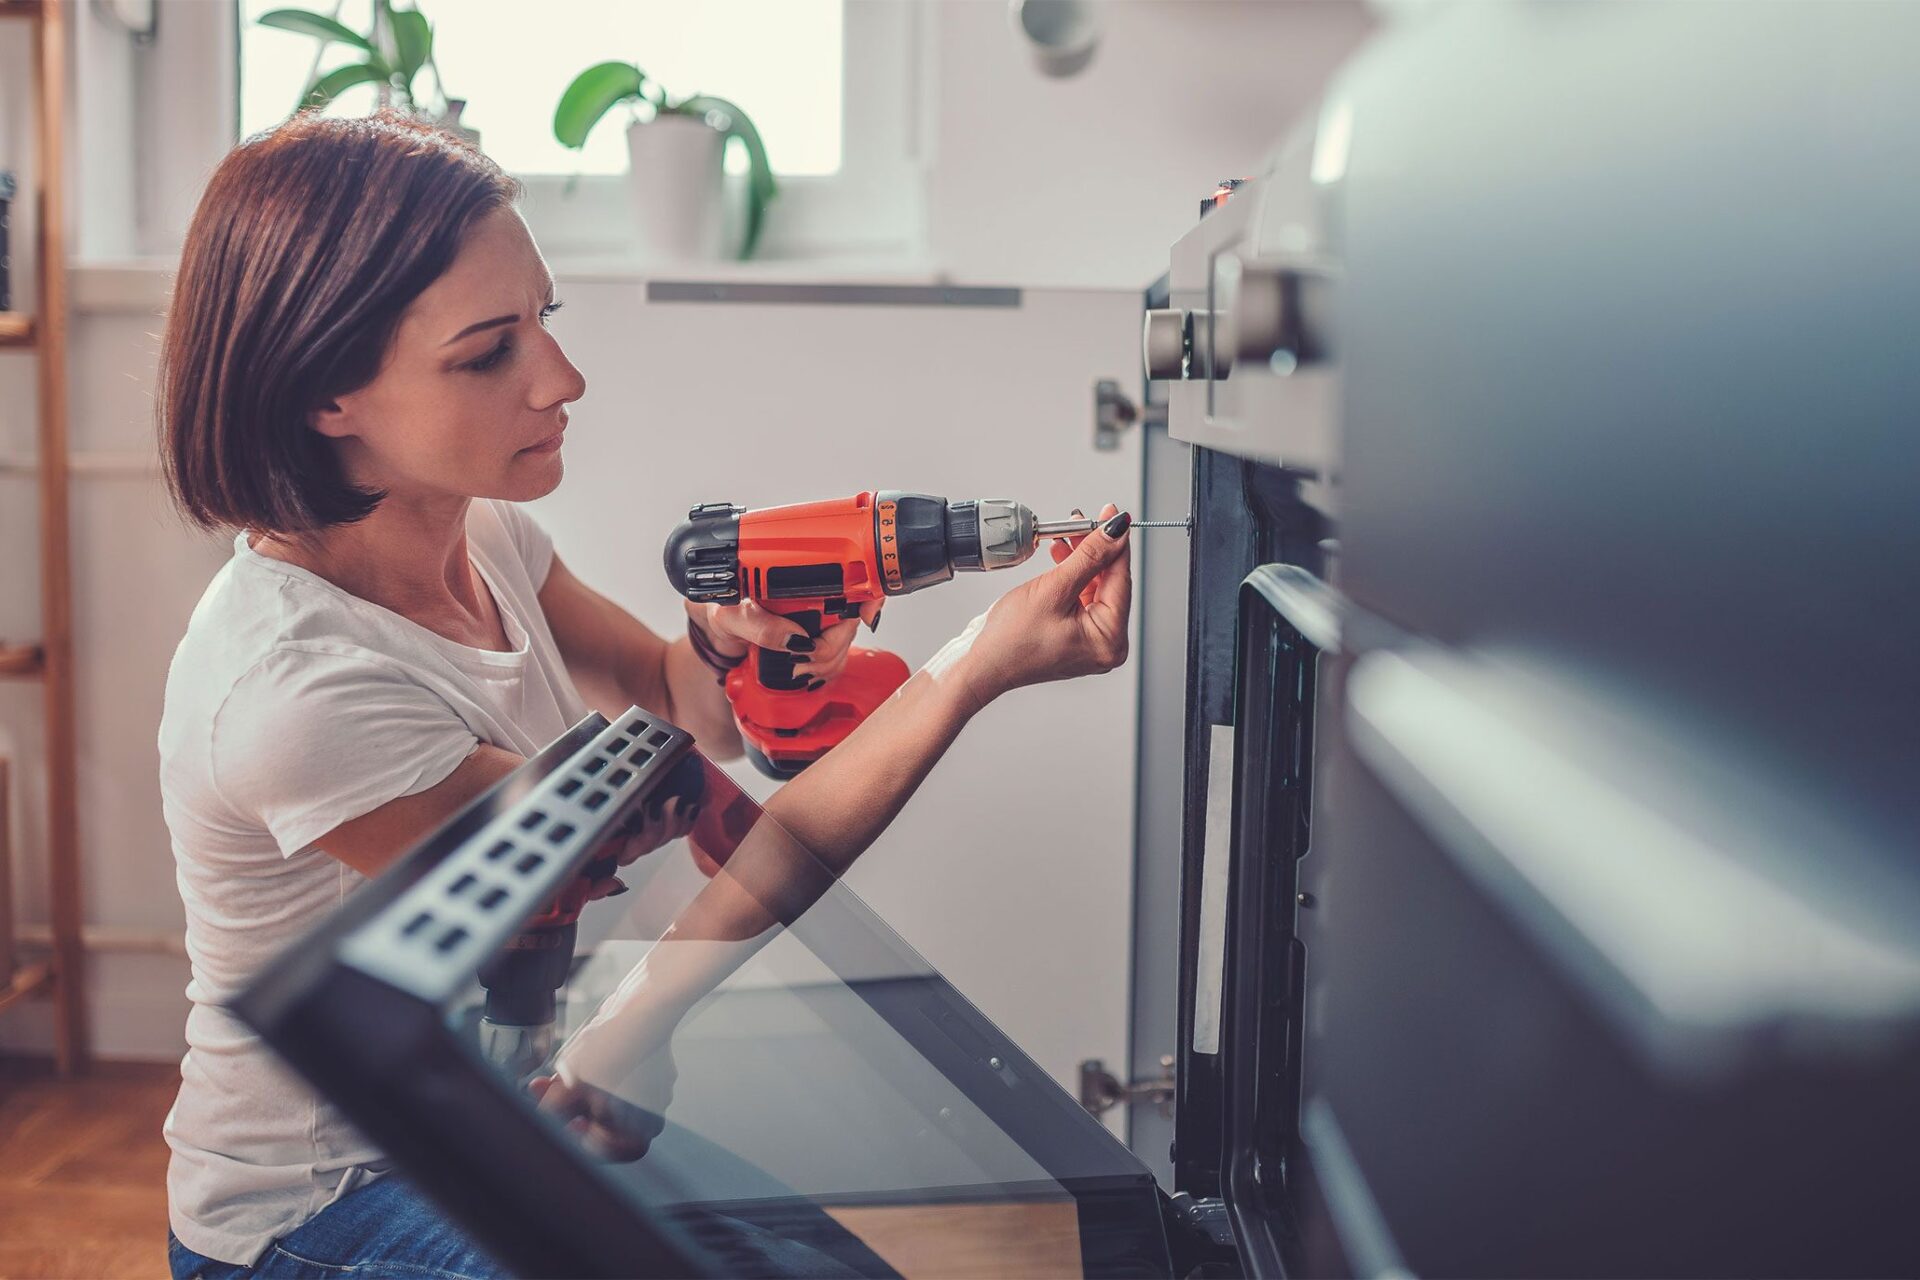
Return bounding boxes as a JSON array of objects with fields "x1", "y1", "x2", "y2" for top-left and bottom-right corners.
[{"x1": 237, "y1": 711, "x2": 1173, "y2": 1280}]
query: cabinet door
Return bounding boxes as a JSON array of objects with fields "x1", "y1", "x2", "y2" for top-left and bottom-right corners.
[{"x1": 528, "y1": 284, "x2": 1145, "y2": 1119}]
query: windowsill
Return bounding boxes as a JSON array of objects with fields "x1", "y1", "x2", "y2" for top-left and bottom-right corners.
[
  {"x1": 72, "y1": 260, "x2": 180, "y2": 313},
  {"x1": 543, "y1": 251, "x2": 952, "y2": 286},
  {"x1": 71, "y1": 252, "x2": 965, "y2": 314}
]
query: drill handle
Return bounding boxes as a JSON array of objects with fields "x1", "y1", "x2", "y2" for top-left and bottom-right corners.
[
  {"x1": 754, "y1": 643, "x2": 811, "y2": 692},
  {"x1": 751, "y1": 605, "x2": 827, "y2": 692}
]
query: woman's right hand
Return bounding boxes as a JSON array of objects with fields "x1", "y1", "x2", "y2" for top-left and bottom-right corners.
[
  {"x1": 530, "y1": 1048, "x2": 676, "y2": 1163},
  {"x1": 939, "y1": 503, "x2": 1133, "y2": 713}
]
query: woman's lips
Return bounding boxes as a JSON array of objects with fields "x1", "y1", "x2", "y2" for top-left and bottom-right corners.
[{"x1": 520, "y1": 429, "x2": 565, "y2": 455}]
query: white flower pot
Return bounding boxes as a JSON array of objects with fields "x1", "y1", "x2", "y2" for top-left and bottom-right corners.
[{"x1": 626, "y1": 115, "x2": 726, "y2": 265}]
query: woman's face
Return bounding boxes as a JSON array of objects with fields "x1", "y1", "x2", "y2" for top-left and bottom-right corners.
[{"x1": 312, "y1": 208, "x2": 586, "y2": 507}]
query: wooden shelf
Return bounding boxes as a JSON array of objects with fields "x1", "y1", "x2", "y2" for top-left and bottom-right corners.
[
  {"x1": 1, "y1": 0, "x2": 87, "y2": 1075},
  {"x1": 0, "y1": 642, "x2": 45, "y2": 679}
]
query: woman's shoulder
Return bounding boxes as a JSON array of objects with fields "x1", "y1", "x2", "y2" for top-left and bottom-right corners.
[
  {"x1": 159, "y1": 557, "x2": 477, "y2": 843},
  {"x1": 163, "y1": 554, "x2": 296, "y2": 718},
  {"x1": 160, "y1": 546, "x2": 429, "y2": 746}
]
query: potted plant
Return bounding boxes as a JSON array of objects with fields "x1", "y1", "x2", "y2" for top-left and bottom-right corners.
[
  {"x1": 554, "y1": 62, "x2": 775, "y2": 263},
  {"x1": 257, "y1": 0, "x2": 452, "y2": 123}
]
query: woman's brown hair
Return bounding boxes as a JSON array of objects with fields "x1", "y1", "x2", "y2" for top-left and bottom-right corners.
[{"x1": 159, "y1": 111, "x2": 521, "y2": 534}]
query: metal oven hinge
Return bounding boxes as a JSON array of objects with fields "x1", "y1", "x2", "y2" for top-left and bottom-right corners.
[
  {"x1": 1079, "y1": 1053, "x2": 1176, "y2": 1119},
  {"x1": 1094, "y1": 378, "x2": 1168, "y2": 451},
  {"x1": 1159, "y1": 1197, "x2": 1236, "y2": 1258}
]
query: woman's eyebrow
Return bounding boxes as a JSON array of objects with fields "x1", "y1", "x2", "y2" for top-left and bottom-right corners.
[{"x1": 442, "y1": 313, "x2": 518, "y2": 346}]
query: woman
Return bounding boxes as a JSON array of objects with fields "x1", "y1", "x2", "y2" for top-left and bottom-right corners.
[{"x1": 156, "y1": 112, "x2": 1131, "y2": 1280}]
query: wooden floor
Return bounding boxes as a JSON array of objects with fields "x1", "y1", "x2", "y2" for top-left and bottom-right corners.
[
  {"x1": 0, "y1": 1057, "x2": 176, "y2": 1280},
  {"x1": 827, "y1": 1200, "x2": 1082, "y2": 1279},
  {"x1": 0, "y1": 1057, "x2": 1081, "y2": 1280}
]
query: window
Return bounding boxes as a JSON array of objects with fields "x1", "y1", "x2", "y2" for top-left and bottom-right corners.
[
  {"x1": 235, "y1": 0, "x2": 924, "y2": 263},
  {"x1": 239, "y1": 0, "x2": 844, "y2": 178}
]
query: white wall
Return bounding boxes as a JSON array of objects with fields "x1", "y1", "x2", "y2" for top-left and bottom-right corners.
[
  {"x1": 0, "y1": 0, "x2": 1372, "y2": 1064},
  {"x1": 926, "y1": 0, "x2": 1375, "y2": 286}
]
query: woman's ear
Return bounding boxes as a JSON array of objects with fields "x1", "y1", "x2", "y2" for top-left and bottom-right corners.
[{"x1": 309, "y1": 398, "x2": 353, "y2": 440}]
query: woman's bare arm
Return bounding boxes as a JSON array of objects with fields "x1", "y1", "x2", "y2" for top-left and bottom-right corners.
[
  {"x1": 659, "y1": 511, "x2": 1134, "y2": 944},
  {"x1": 537, "y1": 555, "x2": 744, "y2": 758},
  {"x1": 763, "y1": 509, "x2": 1132, "y2": 871},
  {"x1": 552, "y1": 516, "x2": 1134, "y2": 1087},
  {"x1": 311, "y1": 744, "x2": 525, "y2": 878}
]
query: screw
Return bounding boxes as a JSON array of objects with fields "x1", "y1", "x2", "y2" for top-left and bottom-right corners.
[
  {"x1": 988, "y1": 1056, "x2": 1004, "y2": 1070},
  {"x1": 1298, "y1": 892, "x2": 1315, "y2": 907}
]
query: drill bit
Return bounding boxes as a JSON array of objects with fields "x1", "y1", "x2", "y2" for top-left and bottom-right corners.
[{"x1": 1034, "y1": 514, "x2": 1192, "y2": 539}]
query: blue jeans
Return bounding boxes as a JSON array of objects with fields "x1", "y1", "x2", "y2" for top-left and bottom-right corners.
[
  {"x1": 167, "y1": 1176, "x2": 509, "y2": 1280},
  {"x1": 168, "y1": 1171, "x2": 893, "y2": 1278}
]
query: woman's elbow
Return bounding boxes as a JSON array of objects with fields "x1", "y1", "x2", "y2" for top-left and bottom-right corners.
[{"x1": 694, "y1": 723, "x2": 745, "y2": 762}]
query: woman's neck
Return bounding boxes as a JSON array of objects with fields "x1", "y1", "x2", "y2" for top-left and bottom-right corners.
[{"x1": 254, "y1": 493, "x2": 493, "y2": 630}]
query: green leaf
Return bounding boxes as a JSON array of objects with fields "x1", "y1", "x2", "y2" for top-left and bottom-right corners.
[
  {"x1": 678, "y1": 95, "x2": 777, "y2": 259},
  {"x1": 301, "y1": 61, "x2": 385, "y2": 113},
  {"x1": 257, "y1": 8, "x2": 373, "y2": 53},
  {"x1": 389, "y1": 7, "x2": 431, "y2": 90},
  {"x1": 554, "y1": 61, "x2": 646, "y2": 150}
]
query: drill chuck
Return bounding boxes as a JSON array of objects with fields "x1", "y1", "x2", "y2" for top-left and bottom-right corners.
[{"x1": 950, "y1": 499, "x2": 1041, "y2": 572}]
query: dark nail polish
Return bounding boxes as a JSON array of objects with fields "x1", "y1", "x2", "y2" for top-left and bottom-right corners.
[
  {"x1": 1103, "y1": 511, "x2": 1132, "y2": 538},
  {"x1": 869, "y1": 610, "x2": 882, "y2": 635},
  {"x1": 785, "y1": 635, "x2": 816, "y2": 653},
  {"x1": 605, "y1": 879, "x2": 630, "y2": 897},
  {"x1": 685, "y1": 804, "x2": 702, "y2": 824},
  {"x1": 808, "y1": 678, "x2": 827, "y2": 691}
]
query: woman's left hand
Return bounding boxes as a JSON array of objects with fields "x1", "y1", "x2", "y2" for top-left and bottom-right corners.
[
  {"x1": 583, "y1": 793, "x2": 699, "y2": 902},
  {"x1": 685, "y1": 597, "x2": 883, "y2": 687},
  {"x1": 934, "y1": 501, "x2": 1132, "y2": 714}
]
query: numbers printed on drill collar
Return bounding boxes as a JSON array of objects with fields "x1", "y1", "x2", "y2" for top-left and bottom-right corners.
[{"x1": 878, "y1": 498, "x2": 903, "y2": 592}]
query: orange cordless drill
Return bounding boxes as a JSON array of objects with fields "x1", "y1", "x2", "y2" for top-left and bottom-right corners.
[{"x1": 665, "y1": 492, "x2": 1081, "y2": 778}]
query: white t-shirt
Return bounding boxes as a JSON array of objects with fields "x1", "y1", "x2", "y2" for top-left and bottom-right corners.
[{"x1": 158, "y1": 499, "x2": 590, "y2": 1266}]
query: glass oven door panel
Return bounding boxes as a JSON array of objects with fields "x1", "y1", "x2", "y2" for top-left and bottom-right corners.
[{"x1": 244, "y1": 711, "x2": 1171, "y2": 1280}]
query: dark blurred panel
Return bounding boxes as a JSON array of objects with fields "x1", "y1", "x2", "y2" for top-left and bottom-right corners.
[{"x1": 1160, "y1": 3, "x2": 1920, "y2": 1275}]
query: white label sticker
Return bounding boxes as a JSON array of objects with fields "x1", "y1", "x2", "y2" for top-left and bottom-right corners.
[{"x1": 1192, "y1": 723, "x2": 1235, "y2": 1055}]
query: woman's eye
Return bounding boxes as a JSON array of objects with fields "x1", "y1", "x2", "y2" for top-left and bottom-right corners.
[
  {"x1": 539, "y1": 301, "x2": 563, "y2": 326},
  {"x1": 465, "y1": 339, "x2": 512, "y2": 372}
]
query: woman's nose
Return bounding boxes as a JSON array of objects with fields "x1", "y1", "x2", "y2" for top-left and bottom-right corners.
[{"x1": 533, "y1": 331, "x2": 588, "y2": 410}]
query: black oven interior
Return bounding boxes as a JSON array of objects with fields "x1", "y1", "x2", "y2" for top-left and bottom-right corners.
[{"x1": 1168, "y1": 449, "x2": 1919, "y2": 1276}]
